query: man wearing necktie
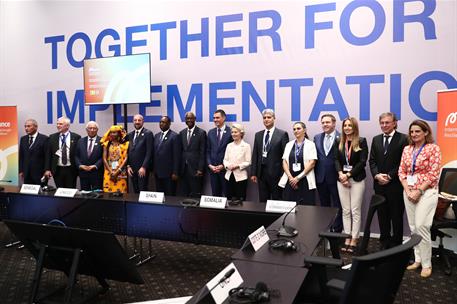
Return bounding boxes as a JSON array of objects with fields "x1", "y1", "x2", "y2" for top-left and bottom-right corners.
[
  {"x1": 177, "y1": 112, "x2": 206, "y2": 197},
  {"x1": 127, "y1": 114, "x2": 154, "y2": 193},
  {"x1": 207, "y1": 109, "x2": 233, "y2": 196},
  {"x1": 44, "y1": 116, "x2": 81, "y2": 188},
  {"x1": 369, "y1": 112, "x2": 408, "y2": 249},
  {"x1": 75, "y1": 121, "x2": 104, "y2": 190},
  {"x1": 250, "y1": 109, "x2": 289, "y2": 202},
  {"x1": 154, "y1": 116, "x2": 179, "y2": 195},
  {"x1": 314, "y1": 114, "x2": 343, "y2": 232},
  {"x1": 19, "y1": 119, "x2": 49, "y2": 184}
]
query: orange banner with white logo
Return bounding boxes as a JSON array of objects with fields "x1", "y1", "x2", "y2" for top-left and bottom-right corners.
[
  {"x1": 437, "y1": 89, "x2": 457, "y2": 167},
  {"x1": 0, "y1": 106, "x2": 18, "y2": 186}
]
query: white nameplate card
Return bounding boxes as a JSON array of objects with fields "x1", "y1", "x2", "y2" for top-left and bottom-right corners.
[
  {"x1": 20, "y1": 184, "x2": 40, "y2": 194},
  {"x1": 54, "y1": 188, "x2": 78, "y2": 198},
  {"x1": 139, "y1": 191, "x2": 164, "y2": 204},
  {"x1": 207, "y1": 263, "x2": 243, "y2": 304},
  {"x1": 200, "y1": 195, "x2": 227, "y2": 209},
  {"x1": 265, "y1": 200, "x2": 297, "y2": 213},
  {"x1": 248, "y1": 226, "x2": 270, "y2": 251}
]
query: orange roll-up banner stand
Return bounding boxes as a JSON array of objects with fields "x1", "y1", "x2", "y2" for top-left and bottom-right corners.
[
  {"x1": 0, "y1": 106, "x2": 19, "y2": 186},
  {"x1": 437, "y1": 89, "x2": 457, "y2": 168}
]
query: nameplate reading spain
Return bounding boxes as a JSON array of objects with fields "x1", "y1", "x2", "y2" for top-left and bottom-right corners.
[
  {"x1": 139, "y1": 191, "x2": 164, "y2": 204},
  {"x1": 248, "y1": 226, "x2": 269, "y2": 251},
  {"x1": 265, "y1": 200, "x2": 297, "y2": 213},
  {"x1": 20, "y1": 184, "x2": 40, "y2": 194},
  {"x1": 54, "y1": 188, "x2": 78, "y2": 198},
  {"x1": 200, "y1": 195, "x2": 227, "y2": 209}
]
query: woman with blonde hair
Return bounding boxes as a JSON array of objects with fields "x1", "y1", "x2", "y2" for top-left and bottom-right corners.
[
  {"x1": 223, "y1": 123, "x2": 251, "y2": 203},
  {"x1": 101, "y1": 125, "x2": 129, "y2": 193},
  {"x1": 334, "y1": 117, "x2": 368, "y2": 253}
]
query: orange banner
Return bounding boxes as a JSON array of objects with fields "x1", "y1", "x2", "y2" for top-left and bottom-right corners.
[
  {"x1": 437, "y1": 89, "x2": 457, "y2": 167},
  {"x1": 0, "y1": 106, "x2": 18, "y2": 186}
]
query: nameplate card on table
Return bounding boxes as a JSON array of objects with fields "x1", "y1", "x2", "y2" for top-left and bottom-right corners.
[
  {"x1": 54, "y1": 188, "x2": 78, "y2": 198},
  {"x1": 248, "y1": 226, "x2": 270, "y2": 252},
  {"x1": 206, "y1": 262, "x2": 243, "y2": 304},
  {"x1": 200, "y1": 195, "x2": 227, "y2": 209},
  {"x1": 265, "y1": 200, "x2": 297, "y2": 213},
  {"x1": 20, "y1": 184, "x2": 41, "y2": 194},
  {"x1": 139, "y1": 191, "x2": 164, "y2": 204}
]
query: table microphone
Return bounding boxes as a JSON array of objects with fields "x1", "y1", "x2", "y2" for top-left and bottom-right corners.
[
  {"x1": 277, "y1": 205, "x2": 298, "y2": 237},
  {"x1": 190, "y1": 268, "x2": 236, "y2": 303}
]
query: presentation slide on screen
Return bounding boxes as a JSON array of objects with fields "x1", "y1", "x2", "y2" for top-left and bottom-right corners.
[{"x1": 83, "y1": 53, "x2": 151, "y2": 105}]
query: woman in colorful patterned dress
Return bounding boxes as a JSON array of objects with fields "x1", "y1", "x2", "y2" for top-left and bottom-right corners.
[{"x1": 101, "y1": 125, "x2": 129, "y2": 193}]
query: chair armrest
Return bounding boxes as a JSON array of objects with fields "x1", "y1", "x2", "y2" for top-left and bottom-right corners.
[
  {"x1": 304, "y1": 256, "x2": 343, "y2": 267},
  {"x1": 327, "y1": 279, "x2": 346, "y2": 291}
]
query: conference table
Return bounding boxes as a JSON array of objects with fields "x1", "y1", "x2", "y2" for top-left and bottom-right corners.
[{"x1": 0, "y1": 187, "x2": 337, "y2": 303}]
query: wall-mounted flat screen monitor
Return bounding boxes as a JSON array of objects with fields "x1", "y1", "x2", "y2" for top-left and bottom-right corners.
[{"x1": 83, "y1": 53, "x2": 151, "y2": 105}]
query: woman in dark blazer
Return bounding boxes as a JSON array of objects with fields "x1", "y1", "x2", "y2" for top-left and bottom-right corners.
[{"x1": 334, "y1": 117, "x2": 368, "y2": 253}]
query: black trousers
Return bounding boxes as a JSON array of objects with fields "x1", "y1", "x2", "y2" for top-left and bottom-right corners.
[
  {"x1": 54, "y1": 166, "x2": 77, "y2": 188},
  {"x1": 180, "y1": 165, "x2": 203, "y2": 198},
  {"x1": 257, "y1": 166, "x2": 283, "y2": 202},
  {"x1": 226, "y1": 173, "x2": 247, "y2": 200},
  {"x1": 130, "y1": 170, "x2": 150, "y2": 193},
  {"x1": 155, "y1": 176, "x2": 177, "y2": 196},
  {"x1": 376, "y1": 184, "x2": 405, "y2": 248}
]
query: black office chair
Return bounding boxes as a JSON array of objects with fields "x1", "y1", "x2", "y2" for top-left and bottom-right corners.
[
  {"x1": 431, "y1": 167, "x2": 457, "y2": 275},
  {"x1": 301, "y1": 234, "x2": 421, "y2": 304},
  {"x1": 318, "y1": 194, "x2": 386, "y2": 259}
]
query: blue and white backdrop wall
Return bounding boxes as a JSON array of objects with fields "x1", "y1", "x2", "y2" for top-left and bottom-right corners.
[{"x1": 1, "y1": 0, "x2": 456, "y2": 196}]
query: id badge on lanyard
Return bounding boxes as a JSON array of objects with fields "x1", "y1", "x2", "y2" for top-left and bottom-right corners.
[
  {"x1": 408, "y1": 144, "x2": 425, "y2": 186},
  {"x1": 293, "y1": 141, "x2": 304, "y2": 172},
  {"x1": 344, "y1": 141, "x2": 352, "y2": 172}
]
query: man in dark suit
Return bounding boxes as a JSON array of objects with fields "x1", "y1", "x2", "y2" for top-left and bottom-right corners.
[
  {"x1": 314, "y1": 114, "x2": 343, "y2": 232},
  {"x1": 44, "y1": 116, "x2": 81, "y2": 188},
  {"x1": 177, "y1": 112, "x2": 206, "y2": 197},
  {"x1": 127, "y1": 114, "x2": 154, "y2": 193},
  {"x1": 154, "y1": 116, "x2": 179, "y2": 195},
  {"x1": 207, "y1": 109, "x2": 233, "y2": 196},
  {"x1": 369, "y1": 112, "x2": 408, "y2": 249},
  {"x1": 250, "y1": 109, "x2": 289, "y2": 202},
  {"x1": 19, "y1": 119, "x2": 49, "y2": 185},
  {"x1": 75, "y1": 121, "x2": 104, "y2": 191}
]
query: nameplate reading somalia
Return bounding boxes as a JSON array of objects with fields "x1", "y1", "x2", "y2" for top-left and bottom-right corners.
[
  {"x1": 200, "y1": 195, "x2": 227, "y2": 209},
  {"x1": 139, "y1": 191, "x2": 164, "y2": 204},
  {"x1": 20, "y1": 184, "x2": 40, "y2": 194},
  {"x1": 54, "y1": 188, "x2": 78, "y2": 198},
  {"x1": 248, "y1": 226, "x2": 270, "y2": 251},
  {"x1": 265, "y1": 200, "x2": 297, "y2": 213}
]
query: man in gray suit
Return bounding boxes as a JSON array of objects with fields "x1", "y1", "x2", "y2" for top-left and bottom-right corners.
[
  {"x1": 251, "y1": 109, "x2": 289, "y2": 202},
  {"x1": 177, "y1": 112, "x2": 207, "y2": 197}
]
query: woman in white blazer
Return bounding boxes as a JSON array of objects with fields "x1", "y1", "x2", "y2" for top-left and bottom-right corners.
[
  {"x1": 223, "y1": 123, "x2": 252, "y2": 202},
  {"x1": 279, "y1": 122, "x2": 317, "y2": 205}
]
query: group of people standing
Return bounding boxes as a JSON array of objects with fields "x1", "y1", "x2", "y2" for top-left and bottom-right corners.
[{"x1": 19, "y1": 110, "x2": 441, "y2": 278}]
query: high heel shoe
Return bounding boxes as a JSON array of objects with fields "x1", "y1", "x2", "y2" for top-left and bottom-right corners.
[{"x1": 406, "y1": 262, "x2": 421, "y2": 270}]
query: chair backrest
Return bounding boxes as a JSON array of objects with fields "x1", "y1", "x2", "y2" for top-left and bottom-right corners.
[
  {"x1": 439, "y1": 167, "x2": 457, "y2": 196},
  {"x1": 339, "y1": 234, "x2": 422, "y2": 304},
  {"x1": 357, "y1": 194, "x2": 386, "y2": 255}
]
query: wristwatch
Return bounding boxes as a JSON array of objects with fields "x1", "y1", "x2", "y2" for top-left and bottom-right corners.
[{"x1": 418, "y1": 189, "x2": 425, "y2": 195}]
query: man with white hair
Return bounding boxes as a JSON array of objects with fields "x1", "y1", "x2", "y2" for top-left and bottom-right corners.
[
  {"x1": 75, "y1": 121, "x2": 104, "y2": 190},
  {"x1": 44, "y1": 117, "x2": 81, "y2": 188},
  {"x1": 19, "y1": 119, "x2": 49, "y2": 184}
]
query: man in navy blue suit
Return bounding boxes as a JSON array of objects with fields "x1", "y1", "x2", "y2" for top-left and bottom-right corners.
[
  {"x1": 207, "y1": 109, "x2": 233, "y2": 196},
  {"x1": 19, "y1": 119, "x2": 49, "y2": 185},
  {"x1": 154, "y1": 116, "x2": 179, "y2": 195},
  {"x1": 127, "y1": 114, "x2": 154, "y2": 193},
  {"x1": 314, "y1": 114, "x2": 342, "y2": 232},
  {"x1": 75, "y1": 121, "x2": 104, "y2": 191}
]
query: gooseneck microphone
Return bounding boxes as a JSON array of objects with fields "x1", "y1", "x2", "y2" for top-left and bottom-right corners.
[
  {"x1": 189, "y1": 268, "x2": 236, "y2": 303},
  {"x1": 277, "y1": 205, "x2": 298, "y2": 237}
]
